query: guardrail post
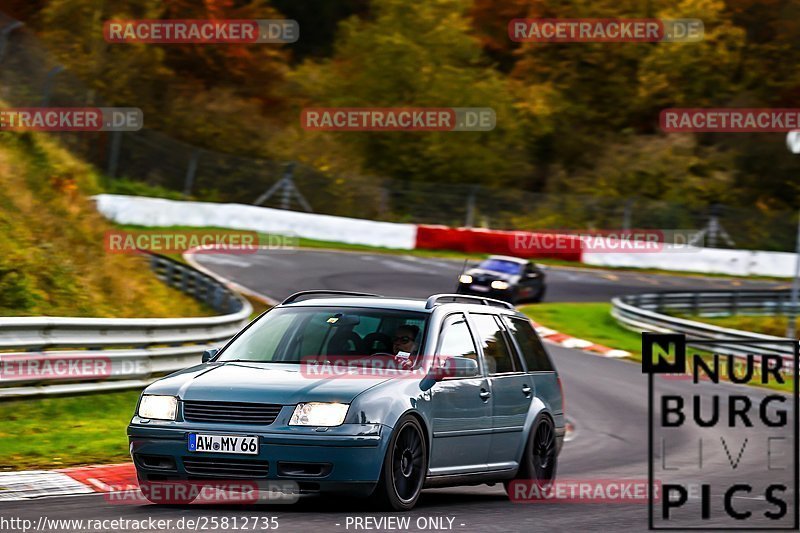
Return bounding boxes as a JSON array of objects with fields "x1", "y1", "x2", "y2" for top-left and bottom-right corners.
[
  {"x1": 692, "y1": 293, "x2": 699, "y2": 315},
  {"x1": 164, "y1": 261, "x2": 175, "y2": 287},
  {"x1": 183, "y1": 150, "x2": 200, "y2": 198},
  {"x1": 204, "y1": 279, "x2": 214, "y2": 308},
  {"x1": 180, "y1": 267, "x2": 189, "y2": 294},
  {"x1": 213, "y1": 286, "x2": 223, "y2": 311},
  {"x1": 107, "y1": 131, "x2": 123, "y2": 179},
  {"x1": 731, "y1": 292, "x2": 738, "y2": 315}
]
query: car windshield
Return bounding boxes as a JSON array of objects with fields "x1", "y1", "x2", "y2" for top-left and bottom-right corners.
[
  {"x1": 216, "y1": 306, "x2": 428, "y2": 363},
  {"x1": 478, "y1": 259, "x2": 523, "y2": 275}
]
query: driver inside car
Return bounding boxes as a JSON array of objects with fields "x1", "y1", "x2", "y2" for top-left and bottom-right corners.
[{"x1": 392, "y1": 325, "x2": 419, "y2": 369}]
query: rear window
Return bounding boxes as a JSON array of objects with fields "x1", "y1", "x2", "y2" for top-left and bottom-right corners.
[{"x1": 504, "y1": 317, "x2": 554, "y2": 372}]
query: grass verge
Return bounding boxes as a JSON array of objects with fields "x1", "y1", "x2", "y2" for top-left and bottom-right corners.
[
  {"x1": 0, "y1": 390, "x2": 140, "y2": 471},
  {"x1": 520, "y1": 302, "x2": 644, "y2": 360}
]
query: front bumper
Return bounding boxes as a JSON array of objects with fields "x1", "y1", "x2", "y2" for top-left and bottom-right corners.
[{"x1": 128, "y1": 421, "x2": 391, "y2": 497}]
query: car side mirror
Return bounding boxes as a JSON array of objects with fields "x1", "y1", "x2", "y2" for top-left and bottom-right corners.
[
  {"x1": 433, "y1": 356, "x2": 480, "y2": 381},
  {"x1": 202, "y1": 348, "x2": 219, "y2": 363}
]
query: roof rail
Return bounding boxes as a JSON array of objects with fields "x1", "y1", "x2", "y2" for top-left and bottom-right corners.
[
  {"x1": 425, "y1": 294, "x2": 515, "y2": 310},
  {"x1": 281, "y1": 290, "x2": 383, "y2": 305}
]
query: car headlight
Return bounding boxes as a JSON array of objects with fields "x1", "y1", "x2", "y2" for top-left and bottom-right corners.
[
  {"x1": 289, "y1": 402, "x2": 349, "y2": 427},
  {"x1": 459, "y1": 274, "x2": 473, "y2": 284},
  {"x1": 138, "y1": 395, "x2": 178, "y2": 421},
  {"x1": 491, "y1": 280, "x2": 509, "y2": 290}
]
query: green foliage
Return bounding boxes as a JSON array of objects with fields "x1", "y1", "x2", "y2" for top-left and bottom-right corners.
[
  {"x1": 13, "y1": 0, "x2": 800, "y2": 229},
  {"x1": 292, "y1": 0, "x2": 531, "y2": 186}
]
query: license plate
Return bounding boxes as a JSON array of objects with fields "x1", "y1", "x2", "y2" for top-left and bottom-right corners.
[
  {"x1": 470, "y1": 284, "x2": 490, "y2": 292},
  {"x1": 188, "y1": 434, "x2": 259, "y2": 455}
]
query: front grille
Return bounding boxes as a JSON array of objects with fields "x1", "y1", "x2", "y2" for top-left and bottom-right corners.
[
  {"x1": 183, "y1": 400, "x2": 282, "y2": 424},
  {"x1": 183, "y1": 457, "x2": 269, "y2": 478}
]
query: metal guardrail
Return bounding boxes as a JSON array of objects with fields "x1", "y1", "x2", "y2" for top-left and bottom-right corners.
[
  {"x1": 611, "y1": 290, "x2": 796, "y2": 359},
  {"x1": 0, "y1": 255, "x2": 252, "y2": 398}
]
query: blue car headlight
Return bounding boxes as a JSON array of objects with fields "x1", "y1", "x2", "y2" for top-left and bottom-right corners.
[
  {"x1": 138, "y1": 395, "x2": 178, "y2": 420},
  {"x1": 289, "y1": 402, "x2": 349, "y2": 427}
]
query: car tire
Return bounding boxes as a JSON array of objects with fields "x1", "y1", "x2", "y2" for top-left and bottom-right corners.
[
  {"x1": 504, "y1": 416, "x2": 557, "y2": 495},
  {"x1": 371, "y1": 415, "x2": 427, "y2": 511},
  {"x1": 530, "y1": 285, "x2": 546, "y2": 303}
]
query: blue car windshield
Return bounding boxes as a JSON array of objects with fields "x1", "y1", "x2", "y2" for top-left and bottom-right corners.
[
  {"x1": 478, "y1": 259, "x2": 523, "y2": 275},
  {"x1": 216, "y1": 307, "x2": 428, "y2": 363}
]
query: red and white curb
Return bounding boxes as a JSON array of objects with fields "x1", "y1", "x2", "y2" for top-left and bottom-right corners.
[
  {"x1": 0, "y1": 464, "x2": 136, "y2": 501},
  {"x1": 530, "y1": 321, "x2": 630, "y2": 358}
]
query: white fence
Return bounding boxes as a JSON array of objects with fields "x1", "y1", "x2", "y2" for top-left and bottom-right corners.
[{"x1": 94, "y1": 194, "x2": 418, "y2": 250}]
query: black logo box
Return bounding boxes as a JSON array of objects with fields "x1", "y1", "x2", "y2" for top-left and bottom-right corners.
[{"x1": 643, "y1": 333, "x2": 799, "y2": 531}]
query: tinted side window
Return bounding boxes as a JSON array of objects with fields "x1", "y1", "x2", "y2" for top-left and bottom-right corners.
[
  {"x1": 437, "y1": 314, "x2": 480, "y2": 377},
  {"x1": 471, "y1": 314, "x2": 519, "y2": 375},
  {"x1": 505, "y1": 317, "x2": 554, "y2": 372}
]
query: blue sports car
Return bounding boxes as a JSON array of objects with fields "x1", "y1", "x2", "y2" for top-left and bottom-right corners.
[{"x1": 128, "y1": 291, "x2": 565, "y2": 510}]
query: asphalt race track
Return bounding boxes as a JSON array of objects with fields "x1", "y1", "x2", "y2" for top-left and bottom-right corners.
[
  {"x1": 193, "y1": 248, "x2": 782, "y2": 303},
  {"x1": 2, "y1": 249, "x2": 794, "y2": 532}
]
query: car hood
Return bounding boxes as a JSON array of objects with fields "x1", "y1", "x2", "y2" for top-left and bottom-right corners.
[
  {"x1": 144, "y1": 362, "x2": 392, "y2": 404},
  {"x1": 465, "y1": 268, "x2": 520, "y2": 282}
]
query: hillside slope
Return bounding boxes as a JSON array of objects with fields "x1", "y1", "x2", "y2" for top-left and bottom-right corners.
[{"x1": 0, "y1": 131, "x2": 210, "y2": 318}]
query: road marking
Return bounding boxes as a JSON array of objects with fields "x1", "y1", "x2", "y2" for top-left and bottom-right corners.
[
  {"x1": 401, "y1": 255, "x2": 458, "y2": 269},
  {"x1": 378, "y1": 258, "x2": 427, "y2": 273},
  {"x1": 196, "y1": 255, "x2": 252, "y2": 268}
]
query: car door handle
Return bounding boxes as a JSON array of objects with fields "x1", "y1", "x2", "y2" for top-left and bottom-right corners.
[
  {"x1": 521, "y1": 384, "x2": 532, "y2": 397},
  {"x1": 479, "y1": 389, "x2": 491, "y2": 401}
]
